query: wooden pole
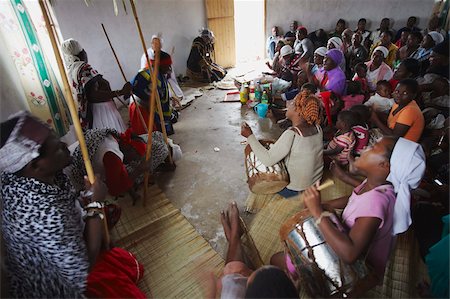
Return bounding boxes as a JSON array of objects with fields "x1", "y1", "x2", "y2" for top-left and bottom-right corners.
[
  {"x1": 101, "y1": 23, "x2": 148, "y2": 132},
  {"x1": 129, "y1": 0, "x2": 158, "y2": 205},
  {"x1": 128, "y1": 0, "x2": 173, "y2": 164},
  {"x1": 129, "y1": 0, "x2": 174, "y2": 205},
  {"x1": 39, "y1": 0, "x2": 110, "y2": 247}
]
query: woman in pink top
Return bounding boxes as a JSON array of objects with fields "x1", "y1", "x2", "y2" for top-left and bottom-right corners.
[{"x1": 305, "y1": 137, "x2": 398, "y2": 285}]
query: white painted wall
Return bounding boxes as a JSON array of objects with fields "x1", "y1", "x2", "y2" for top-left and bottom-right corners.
[
  {"x1": 266, "y1": 0, "x2": 435, "y2": 37},
  {"x1": 51, "y1": 0, "x2": 206, "y2": 89}
]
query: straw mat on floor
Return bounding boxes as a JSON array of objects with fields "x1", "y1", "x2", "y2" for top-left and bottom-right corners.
[
  {"x1": 245, "y1": 169, "x2": 354, "y2": 214},
  {"x1": 111, "y1": 186, "x2": 224, "y2": 298}
]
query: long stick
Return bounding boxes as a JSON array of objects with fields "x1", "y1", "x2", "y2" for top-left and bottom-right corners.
[
  {"x1": 101, "y1": 23, "x2": 148, "y2": 132},
  {"x1": 129, "y1": 0, "x2": 173, "y2": 164},
  {"x1": 129, "y1": 0, "x2": 159, "y2": 205},
  {"x1": 39, "y1": 0, "x2": 110, "y2": 247}
]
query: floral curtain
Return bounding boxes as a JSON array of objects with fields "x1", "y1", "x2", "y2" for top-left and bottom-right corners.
[{"x1": 0, "y1": 0, "x2": 70, "y2": 136}]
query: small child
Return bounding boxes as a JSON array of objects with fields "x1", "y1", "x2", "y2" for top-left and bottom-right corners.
[
  {"x1": 352, "y1": 63, "x2": 369, "y2": 96},
  {"x1": 342, "y1": 80, "x2": 365, "y2": 110},
  {"x1": 364, "y1": 80, "x2": 394, "y2": 114},
  {"x1": 324, "y1": 110, "x2": 357, "y2": 165},
  {"x1": 349, "y1": 105, "x2": 371, "y2": 155}
]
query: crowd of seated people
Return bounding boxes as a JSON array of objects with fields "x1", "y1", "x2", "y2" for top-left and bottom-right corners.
[{"x1": 239, "y1": 14, "x2": 449, "y2": 298}]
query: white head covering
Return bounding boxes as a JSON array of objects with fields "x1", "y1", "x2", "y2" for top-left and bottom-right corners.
[
  {"x1": 0, "y1": 111, "x2": 51, "y2": 174},
  {"x1": 373, "y1": 46, "x2": 389, "y2": 58},
  {"x1": 387, "y1": 138, "x2": 426, "y2": 235},
  {"x1": 140, "y1": 35, "x2": 164, "y2": 69},
  {"x1": 427, "y1": 31, "x2": 444, "y2": 45},
  {"x1": 314, "y1": 46, "x2": 328, "y2": 57},
  {"x1": 328, "y1": 37, "x2": 344, "y2": 50},
  {"x1": 280, "y1": 45, "x2": 294, "y2": 57},
  {"x1": 61, "y1": 38, "x2": 83, "y2": 67}
]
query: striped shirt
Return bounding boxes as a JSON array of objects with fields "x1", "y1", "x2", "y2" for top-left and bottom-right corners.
[{"x1": 327, "y1": 130, "x2": 356, "y2": 165}]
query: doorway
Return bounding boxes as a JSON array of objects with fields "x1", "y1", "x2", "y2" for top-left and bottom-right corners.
[{"x1": 234, "y1": 0, "x2": 265, "y2": 64}]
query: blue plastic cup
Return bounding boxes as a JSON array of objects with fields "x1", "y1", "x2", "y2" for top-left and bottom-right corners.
[{"x1": 254, "y1": 103, "x2": 269, "y2": 118}]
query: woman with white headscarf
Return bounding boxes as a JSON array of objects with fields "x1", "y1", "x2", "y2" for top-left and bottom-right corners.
[
  {"x1": 139, "y1": 35, "x2": 184, "y2": 104},
  {"x1": 327, "y1": 36, "x2": 346, "y2": 71},
  {"x1": 61, "y1": 38, "x2": 129, "y2": 132},
  {"x1": 365, "y1": 46, "x2": 394, "y2": 92}
]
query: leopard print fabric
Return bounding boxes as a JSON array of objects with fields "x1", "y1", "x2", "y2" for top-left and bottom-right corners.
[{"x1": 1, "y1": 172, "x2": 89, "y2": 298}]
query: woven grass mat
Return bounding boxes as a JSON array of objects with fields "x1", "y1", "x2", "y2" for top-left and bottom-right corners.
[
  {"x1": 245, "y1": 169, "x2": 354, "y2": 214},
  {"x1": 111, "y1": 186, "x2": 224, "y2": 298}
]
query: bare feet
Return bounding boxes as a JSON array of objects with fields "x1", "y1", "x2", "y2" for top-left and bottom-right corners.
[{"x1": 220, "y1": 202, "x2": 243, "y2": 242}]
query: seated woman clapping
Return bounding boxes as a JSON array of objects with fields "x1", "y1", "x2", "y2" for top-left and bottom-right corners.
[{"x1": 241, "y1": 94, "x2": 323, "y2": 198}]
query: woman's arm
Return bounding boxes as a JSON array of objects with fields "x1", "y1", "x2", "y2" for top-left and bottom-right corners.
[
  {"x1": 370, "y1": 110, "x2": 410, "y2": 137},
  {"x1": 85, "y1": 78, "x2": 131, "y2": 103},
  {"x1": 247, "y1": 130, "x2": 295, "y2": 166},
  {"x1": 303, "y1": 186, "x2": 381, "y2": 264},
  {"x1": 323, "y1": 145, "x2": 344, "y2": 156},
  {"x1": 325, "y1": 195, "x2": 350, "y2": 209}
]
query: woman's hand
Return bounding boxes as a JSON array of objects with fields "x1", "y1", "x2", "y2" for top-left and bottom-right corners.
[
  {"x1": 303, "y1": 183, "x2": 323, "y2": 218},
  {"x1": 241, "y1": 122, "x2": 253, "y2": 138},
  {"x1": 120, "y1": 82, "x2": 132, "y2": 97},
  {"x1": 83, "y1": 175, "x2": 107, "y2": 204}
]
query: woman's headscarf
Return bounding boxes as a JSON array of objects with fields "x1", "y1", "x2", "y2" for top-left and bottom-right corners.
[
  {"x1": 326, "y1": 49, "x2": 344, "y2": 66},
  {"x1": 314, "y1": 46, "x2": 327, "y2": 57},
  {"x1": 427, "y1": 31, "x2": 444, "y2": 45},
  {"x1": 387, "y1": 138, "x2": 426, "y2": 235},
  {"x1": 61, "y1": 38, "x2": 83, "y2": 69},
  {"x1": 328, "y1": 37, "x2": 344, "y2": 51},
  {"x1": 294, "y1": 94, "x2": 321, "y2": 125},
  {"x1": 0, "y1": 111, "x2": 51, "y2": 174},
  {"x1": 373, "y1": 46, "x2": 389, "y2": 59}
]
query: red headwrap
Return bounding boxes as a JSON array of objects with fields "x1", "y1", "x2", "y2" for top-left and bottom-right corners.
[{"x1": 119, "y1": 128, "x2": 146, "y2": 156}]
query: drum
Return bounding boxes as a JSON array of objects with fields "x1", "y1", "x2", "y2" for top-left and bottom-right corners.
[
  {"x1": 280, "y1": 208, "x2": 371, "y2": 298},
  {"x1": 244, "y1": 140, "x2": 289, "y2": 194}
]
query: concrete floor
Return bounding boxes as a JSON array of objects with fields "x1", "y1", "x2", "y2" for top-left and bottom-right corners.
[{"x1": 148, "y1": 79, "x2": 282, "y2": 258}]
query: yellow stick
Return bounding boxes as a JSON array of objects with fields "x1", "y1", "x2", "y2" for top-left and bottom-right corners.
[
  {"x1": 316, "y1": 179, "x2": 335, "y2": 191},
  {"x1": 39, "y1": 0, "x2": 110, "y2": 247},
  {"x1": 101, "y1": 23, "x2": 148, "y2": 132},
  {"x1": 129, "y1": 0, "x2": 159, "y2": 205}
]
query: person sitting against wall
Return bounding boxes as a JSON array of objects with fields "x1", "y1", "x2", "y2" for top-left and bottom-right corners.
[
  {"x1": 370, "y1": 31, "x2": 398, "y2": 68},
  {"x1": 370, "y1": 18, "x2": 395, "y2": 46},
  {"x1": 329, "y1": 19, "x2": 347, "y2": 38},
  {"x1": 397, "y1": 31, "x2": 422, "y2": 62},
  {"x1": 354, "y1": 18, "x2": 372, "y2": 50},
  {"x1": 186, "y1": 28, "x2": 226, "y2": 83},
  {"x1": 61, "y1": 38, "x2": 130, "y2": 132},
  {"x1": 365, "y1": 46, "x2": 394, "y2": 92},
  {"x1": 266, "y1": 26, "x2": 281, "y2": 60},
  {"x1": 395, "y1": 16, "x2": 421, "y2": 42},
  {"x1": 293, "y1": 26, "x2": 314, "y2": 62},
  {"x1": 265, "y1": 40, "x2": 286, "y2": 74}
]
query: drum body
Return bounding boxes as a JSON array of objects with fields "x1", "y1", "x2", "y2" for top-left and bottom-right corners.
[
  {"x1": 244, "y1": 140, "x2": 289, "y2": 194},
  {"x1": 280, "y1": 209, "x2": 369, "y2": 297}
]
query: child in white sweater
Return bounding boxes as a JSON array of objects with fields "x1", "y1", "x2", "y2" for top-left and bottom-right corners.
[{"x1": 364, "y1": 80, "x2": 394, "y2": 114}]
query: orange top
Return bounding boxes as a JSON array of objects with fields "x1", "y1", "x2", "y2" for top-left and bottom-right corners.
[{"x1": 387, "y1": 100, "x2": 424, "y2": 142}]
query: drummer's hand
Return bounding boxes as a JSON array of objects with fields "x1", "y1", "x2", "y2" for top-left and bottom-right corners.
[
  {"x1": 83, "y1": 175, "x2": 107, "y2": 205},
  {"x1": 241, "y1": 122, "x2": 253, "y2": 138},
  {"x1": 120, "y1": 82, "x2": 132, "y2": 98},
  {"x1": 303, "y1": 183, "x2": 323, "y2": 218}
]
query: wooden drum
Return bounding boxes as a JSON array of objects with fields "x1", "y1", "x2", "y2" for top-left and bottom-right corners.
[
  {"x1": 245, "y1": 140, "x2": 289, "y2": 194},
  {"x1": 280, "y1": 208, "x2": 372, "y2": 298}
]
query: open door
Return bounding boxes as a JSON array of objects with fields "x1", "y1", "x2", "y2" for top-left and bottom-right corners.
[{"x1": 205, "y1": 0, "x2": 236, "y2": 68}]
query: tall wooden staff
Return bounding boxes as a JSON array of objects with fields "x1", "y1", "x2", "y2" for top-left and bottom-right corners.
[
  {"x1": 101, "y1": 23, "x2": 148, "y2": 132},
  {"x1": 39, "y1": 0, "x2": 110, "y2": 247},
  {"x1": 129, "y1": 0, "x2": 173, "y2": 204}
]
